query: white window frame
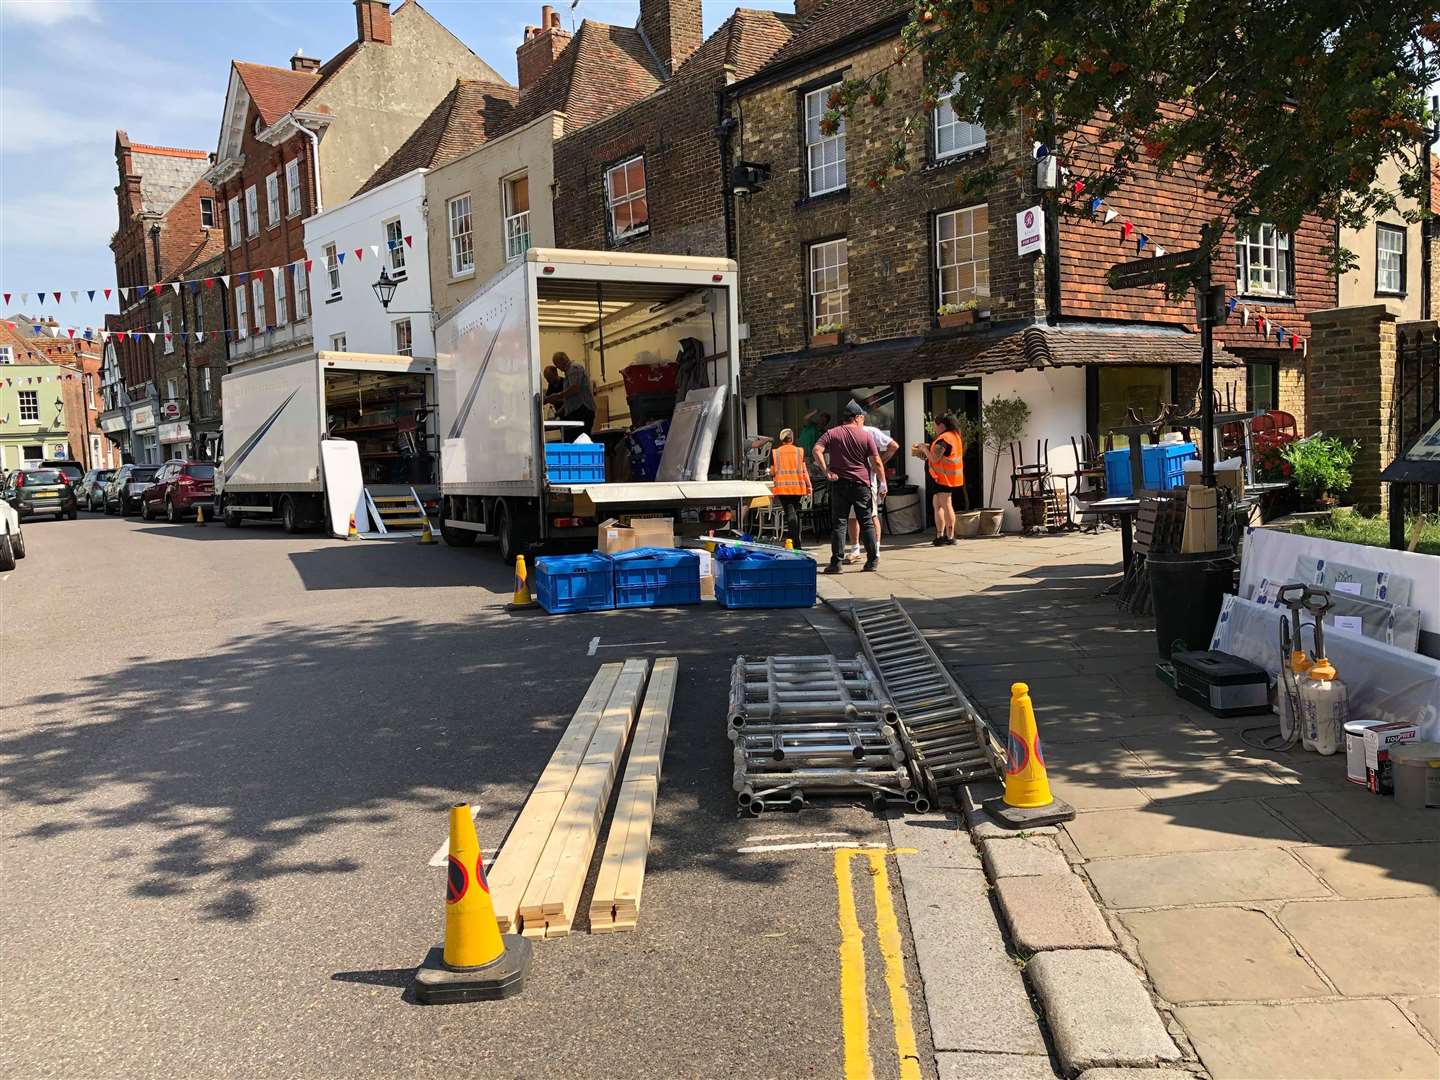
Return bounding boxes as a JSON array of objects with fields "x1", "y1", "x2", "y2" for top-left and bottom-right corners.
[
  {"x1": 330, "y1": 333, "x2": 347, "y2": 353},
  {"x1": 265, "y1": 171, "x2": 281, "y2": 228},
  {"x1": 227, "y1": 197, "x2": 242, "y2": 248},
  {"x1": 394, "y1": 318, "x2": 413, "y2": 357},
  {"x1": 200, "y1": 197, "x2": 215, "y2": 229},
  {"x1": 1235, "y1": 223, "x2": 1292, "y2": 298},
  {"x1": 17, "y1": 390, "x2": 39, "y2": 423},
  {"x1": 604, "y1": 157, "x2": 649, "y2": 243},
  {"x1": 324, "y1": 243, "x2": 341, "y2": 297},
  {"x1": 275, "y1": 270, "x2": 289, "y2": 325},
  {"x1": 804, "y1": 86, "x2": 846, "y2": 197},
  {"x1": 245, "y1": 185, "x2": 259, "y2": 237},
  {"x1": 235, "y1": 288, "x2": 248, "y2": 340},
  {"x1": 162, "y1": 310, "x2": 175, "y2": 354},
  {"x1": 285, "y1": 158, "x2": 302, "y2": 218},
  {"x1": 936, "y1": 204, "x2": 990, "y2": 309},
  {"x1": 384, "y1": 218, "x2": 407, "y2": 276},
  {"x1": 503, "y1": 173, "x2": 531, "y2": 261},
  {"x1": 202, "y1": 367, "x2": 211, "y2": 393},
  {"x1": 447, "y1": 194, "x2": 474, "y2": 278},
  {"x1": 1, "y1": 345, "x2": 14, "y2": 364},
  {"x1": 293, "y1": 263, "x2": 310, "y2": 319},
  {"x1": 165, "y1": 377, "x2": 178, "y2": 402},
  {"x1": 1376, "y1": 223, "x2": 1405, "y2": 295},
  {"x1": 934, "y1": 78, "x2": 986, "y2": 159},
  {"x1": 251, "y1": 278, "x2": 265, "y2": 331},
  {"x1": 808, "y1": 238, "x2": 849, "y2": 334}
]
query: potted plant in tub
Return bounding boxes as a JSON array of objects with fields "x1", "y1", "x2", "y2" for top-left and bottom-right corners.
[
  {"x1": 1281, "y1": 435, "x2": 1357, "y2": 509},
  {"x1": 810, "y1": 322, "x2": 844, "y2": 348},
  {"x1": 937, "y1": 298, "x2": 980, "y2": 328},
  {"x1": 957, "y1": 394, "x2": 1031, "y2": 536}
]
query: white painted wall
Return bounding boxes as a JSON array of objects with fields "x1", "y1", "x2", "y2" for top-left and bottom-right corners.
[
  {"x1": 979, "y1": 366, "x2": 1086, "y2": 531},
  {"x1": 305, "y1": 169, "x2": 434, "y2": 359},
  {"x1": 901, "y1": 380, "x2": 927, "y2": 490}
]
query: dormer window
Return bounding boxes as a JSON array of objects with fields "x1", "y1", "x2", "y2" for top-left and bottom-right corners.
[{"x1": 254, "y1": 117, "x2": 264, "y2": 137}]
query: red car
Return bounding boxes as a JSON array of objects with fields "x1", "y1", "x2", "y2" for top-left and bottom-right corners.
[{"x1": 140, "y1": 460, "x2": 217, "y2": 523}]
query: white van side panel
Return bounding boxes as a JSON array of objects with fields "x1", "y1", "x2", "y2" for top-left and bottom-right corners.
[{"x1": 219, "y1": 356, "x2": 321, "y2": 493}]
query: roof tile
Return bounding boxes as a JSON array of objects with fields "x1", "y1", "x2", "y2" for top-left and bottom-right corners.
[{"x1": 233, "y1": 61, "x2": 320, "y2": 127}]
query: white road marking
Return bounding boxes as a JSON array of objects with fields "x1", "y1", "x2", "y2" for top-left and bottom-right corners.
[
  {"x1": 426, "y1": 804, "x2": 485, "y2": 866},
  {"x1": 587, "y1": 636, "x2": 600, "y2": 656},
  {"x1": 593, "y1": 641, "x2": 664, "y2": 649},
  {"x1": 747, "y1": 831, "x2": 855, "y2": 844},
  {"x1": 736, "y1": 840, "x2": 889, "y2": 854}
]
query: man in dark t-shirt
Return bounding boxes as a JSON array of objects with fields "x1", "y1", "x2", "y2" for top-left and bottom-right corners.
[{"x1": 813, "y1": 400, "x2": 886, "y2": 573}]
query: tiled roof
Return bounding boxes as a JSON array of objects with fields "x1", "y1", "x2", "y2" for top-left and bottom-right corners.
[
  {"x1": 131, "y1": 143, "x2": 209, "y2": 160},
  {"x1": 758, "y1": 0, "x2": 907, "y2": 73},
  {"x1": 164, "y1": 233, "x2": 227, "y2": 283},
  {"x1": 507, "y1": 21, "x2": 663, "y2": 133},
  {"x1": 355, "y1": 80, "x2": 518, "y2": 196},
  {"x1": 676, "y1": 7, "x2": 796, "y2": 82},
  {"x1": 232, "y1": 61, "x2": 320, "y2": 127},
  {"x1": 744, "y1": 322, "x2": 1241, "y2": 396}
]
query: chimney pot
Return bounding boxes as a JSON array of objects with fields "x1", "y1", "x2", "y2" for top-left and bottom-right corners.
[
  {"x1": 541, "y1": 4, "x2": 554, "y2": 27},
  {"x1": 549, "y1": 10, "x2": 560, "y2": 27},
  {"x1": 517, "y1": 12, "x2": 571, "y2": 90}
]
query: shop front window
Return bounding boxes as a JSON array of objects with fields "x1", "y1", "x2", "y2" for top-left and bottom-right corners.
[
  {"x1": 1093, "y1": 367, "x2": 1174, "y2": 449},
  {"x1": 756, "y1": 384, "x2": 904, "y2": 479}
]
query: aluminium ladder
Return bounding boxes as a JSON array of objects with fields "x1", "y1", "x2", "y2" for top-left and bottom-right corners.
[{"x1": 850, "y1": 598, "x2": 1002, "y2": 803}]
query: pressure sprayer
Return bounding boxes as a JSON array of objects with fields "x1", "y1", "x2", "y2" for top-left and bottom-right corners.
[
  {"x1": 1276, "y1": 583, "x2": 1313, "y2": 747},
  {"x1": 1298, "y1": 589, "x2": 1348, "y2": 756}
]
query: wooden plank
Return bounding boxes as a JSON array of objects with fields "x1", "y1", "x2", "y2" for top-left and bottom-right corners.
[
  {"x1": 487, "y1": 663, "x2": 623, "y2": 933},
  {"x1": 519, "y1": 658, "x2": 649, "y2": 929},
  {"x1": 588, "y1": 657, "x2": 678, "y2": 933}
]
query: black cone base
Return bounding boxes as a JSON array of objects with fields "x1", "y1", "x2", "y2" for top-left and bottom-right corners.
[
  {"x1": 412, "y1": 937, "x2": 532, "y2": 1004},
  {"x1": 983, "y1": 794, "x2": 1076, "y2": 828}
]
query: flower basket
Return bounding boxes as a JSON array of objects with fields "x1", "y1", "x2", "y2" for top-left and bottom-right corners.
[
  {"x1": 938, "y1": 310, "x2": 977, "y2": 329},
  {"x1": 810, "y1": 331, "x2": 842, "y2": 348}
]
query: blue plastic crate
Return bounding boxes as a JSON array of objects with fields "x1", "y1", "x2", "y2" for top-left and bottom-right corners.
[
  {"x1": 533, "y1": 553, "x2": 613, "y2": 613},
  {"x1": 714, "y1": 551, "x2": 817, "y2": 609},
  {"x1": 626, "y1": 420, "x2": 669, "y2": 482},
  {"x1": 611, "y1": 546, "x2": 700, "y2": 608},
  {"x1": 1104, "y1": 442, "x2": 1196, "y2": 497},
  {"x1": 545, "y1": 441, "x2": 606, "y2": 484}
]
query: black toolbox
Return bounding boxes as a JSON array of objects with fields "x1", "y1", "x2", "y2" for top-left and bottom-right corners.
[{"x1": 1170, "y1": 650, "x2": 1272, "y2": 718}]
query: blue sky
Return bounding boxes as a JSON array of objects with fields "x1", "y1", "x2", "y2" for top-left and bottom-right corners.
[{"x1": 0, "y1": 0, "x2": 790, "y2": 334}]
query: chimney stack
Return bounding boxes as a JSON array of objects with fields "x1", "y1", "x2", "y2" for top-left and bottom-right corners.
[
  {"x1": 794, "y1": 0, "x2": 821, "y2": 17},
  {"x1": 291, "y1": 49, "x2": 321, "y2": 72},
  {"x1": 354, "y1": 0, "x2": 392, "y2": 46},
  {"x1": 517, "y1": 4, "x2": 571, "y2": 91}
]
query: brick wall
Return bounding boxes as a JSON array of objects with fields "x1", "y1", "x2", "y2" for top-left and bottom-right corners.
[
  {"x1": 733, "y1": 37, "x2": 1042, "y2": 366},
  {"x1": 1305, "y1": 304, "x2": 1397, "y2": 514}
]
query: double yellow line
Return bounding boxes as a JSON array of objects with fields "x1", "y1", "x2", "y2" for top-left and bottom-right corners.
[{"x1": 834, "y1": 847, "x2": 920, "y2": 1080}]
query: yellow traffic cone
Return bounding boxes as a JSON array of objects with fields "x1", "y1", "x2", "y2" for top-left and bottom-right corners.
[
  {"x1": 413, "y1": 803, "x2": 531, "y2": 1004},
  {"x1": 346, "y1": 514, "x2": 358, "y2": 541},
  {"x1": 986, "y1": 682, "x2": 1075, "y2": 827},
  {"x1": 419, "y1": 520, "x2": 436, "y2": 545},
  {"x1": 509, "y1": 554, "x2": 535, "y2": 608},
  {"x1": 195, "y1": 504, "x2": 206, "y2": 526}
]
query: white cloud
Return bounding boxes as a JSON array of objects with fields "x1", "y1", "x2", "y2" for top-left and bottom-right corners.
[{"x1": 0, "y1": 0, "x2": 101, "y2": 27}]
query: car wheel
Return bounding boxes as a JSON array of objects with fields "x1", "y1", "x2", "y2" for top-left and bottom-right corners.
[
  {"x1": 104, "y1": 498, "x2": 115, "y2": 515},
  {"x1": 166, "y1": 497, "x2": 179, "y2": 524},
  {"x1": 281, "y1": 496, "x2": 300, "y2": 534},
  {"x1": 12, "y1": 529, "x2": 25, "y2": 559},
  {"x1": 140, "y1": 499, "x2": 154, "y2": 521},
  {"x1": 66, "y1": 506, "x2": 77, "y2": 521},
  {"x1": 0, "y1": 532, "x2": 14, "y2": 572}
]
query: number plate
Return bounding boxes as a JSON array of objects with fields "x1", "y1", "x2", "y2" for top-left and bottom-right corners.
[{"x1": 35, "y1": 491, "x2": 57, "y2": 499}]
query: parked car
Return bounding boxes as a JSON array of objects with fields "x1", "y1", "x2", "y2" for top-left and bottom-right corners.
[
  {"x1": 0, "y1": 498, "x2": 26, "y2": 570},
  {"x1": 41, "y1": 459, "x2": 85, "y2": 486},
  {"x1": 76, "y1": 468, "x2": 116, "y2": 511},
  {"x1": 3, "y1": 467, "x2": 79, "y2": 521},
  {"x1": 104, "y1": 464, "x2": 160, "y2": 515},
  {"x1": 140, "y1": 460, "x2": 216, "y2": 523}
]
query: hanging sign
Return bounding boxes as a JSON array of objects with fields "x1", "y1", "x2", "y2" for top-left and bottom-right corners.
[{"x1": 1016, "y1": 205, "x2": 1046, "y2": 255}]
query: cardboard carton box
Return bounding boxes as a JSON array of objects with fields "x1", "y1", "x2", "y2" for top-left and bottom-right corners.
[
  {"x1": 1363, "y1": 721, "x2": 1419, "y2": 795},
  {"x1": 597, "y1": 516, "x2": 675, "y2": 554}
]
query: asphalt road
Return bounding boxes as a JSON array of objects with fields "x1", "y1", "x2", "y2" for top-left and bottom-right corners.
[{"x1": 1, "y1": 513, "x2": 933, "y2": 1080}]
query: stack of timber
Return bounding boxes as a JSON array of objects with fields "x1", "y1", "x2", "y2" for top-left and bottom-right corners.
[
  {"x1": 589, "y1": 656, "x2": 678, "y2": 933},
  {"x1": 487, "y1": 661, "x2": 631, "y2": 935}
]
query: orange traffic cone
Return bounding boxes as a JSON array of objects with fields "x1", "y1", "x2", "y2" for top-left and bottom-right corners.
[
  {"x1": 419, "y1": 520, "x2": 436, "y2": 545},
  {"x1": 507, "y1": 554, "x2": 536, "y2": 609},
  {"x1": 346, "y1": 514, "x2": 358, "y2": 541},
  {"x1": 413, "y1": 803, "x2": 531, "y2": 1004},
  {"x1": 195, "y1": 504, "x2": 206, "y2": 526},
  {"x1": 985, "y1": 682, "x2": 1075, "y2": 828}
]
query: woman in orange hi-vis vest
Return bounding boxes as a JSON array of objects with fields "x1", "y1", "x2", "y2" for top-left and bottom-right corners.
[
  {"x1": 926, "y1": 414, "x2": 965, "y2": 546},
  {"x1": 770, "y1": 428, "x2": 813, "y2": 549}
]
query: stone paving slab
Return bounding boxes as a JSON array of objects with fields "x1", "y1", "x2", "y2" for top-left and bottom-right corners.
[
  {"x1": 1279, "y1": 896, "x2": 1440, "y2": 996},
  {"x1": 1260, "y1": 793, "x2": 1368, "y2": 844},
  {"x1": 1076, "y1": 1071, "x2": 1200, "y2": 1080},
  {"x1": 996, "y1": 874, "x2": 1117, "y2": 953},
  {"x1": 936, "y1": 1051, "x2": 1059, "y2": 1079},
  {"x1": 981, "y1": 835, "x2": 1071, "y2": 879},
  {"x1": 1292, "y1": 841, "x2": 1440, "y2": 898},
  {"x1": 1083, "y1": 848, "x2": 1331, "y2": 909},
  {"x1": 1306, "y1": 790, "x2": 1440, "y2": 843},
  {"x1": 1063, "y1": 801, "x2": 1304, "y2": 859},
  {"x1": 887, "y1": 810, "x2": 983, "y2": 869},
  {"x1": 1131, "y1": 767, "x2": 1293, "y2": 804},
  {"x1": 1026, "y1": 950, "x2": 1181, "y2": 1073},
  {"x1": 1120, "y1": 907, "x2": 1331, "y2": 1003},
  {"x1": 1174, "y1": 999, "x2": 1440, "y2": 1080},
  {"x1": 1403, "y1": 994, "x2": 1440, "y2": 1042}
]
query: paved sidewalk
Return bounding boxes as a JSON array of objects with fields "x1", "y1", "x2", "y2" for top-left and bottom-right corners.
[{"x1": 812, "y1": 529, "x2": 1440, "y2": 1080}]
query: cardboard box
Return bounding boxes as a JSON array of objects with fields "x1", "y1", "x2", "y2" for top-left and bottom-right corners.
[
  {"x1": 1181, "y1": 484, "x2": 1218, "y2": 553},
  {"x1": 1363, "y1": 721, "x2": 1419, "y2": 795},
  {"x1": 1183, "y1": 457, "x2": 1245, "y2": 497},
  {"x1": 597, "y1": 516, "x2": 675, "y2": 554},
  {"x1": 700, "y1": 573, "x2": 715, "y2": 599}
]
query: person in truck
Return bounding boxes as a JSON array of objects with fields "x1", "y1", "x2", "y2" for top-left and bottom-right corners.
[{"x1": 543, "y1": 352, "x2": 596, "y2": 440}]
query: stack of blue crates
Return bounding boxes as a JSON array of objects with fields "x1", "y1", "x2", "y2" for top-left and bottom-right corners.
[
  {"x1": 611, "y1": 547, "x2": 700, "y2": 608},
  {"x1": 1103, "y1": 442, "x2": 1197, "y2": 498},
  {"x1": 533, "y1": 553, "x2": 614, "y2": 613},
  {"x1": 714, "y1": 550, "x2": 817, "y2": 609},
  {"x1": 544, "y1": 441, "x2": 606, "y2": 484}
]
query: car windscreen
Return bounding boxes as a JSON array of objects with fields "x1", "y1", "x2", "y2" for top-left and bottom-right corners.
[
  {"x1": 184, "y1": 464, "x2": 216, "y2": 480},
  {"x1": 22, "y1": 470, "x2": 65, "y2": 484},
  {"x1": 129, "y1": 469, "x2": 159, "y2": 482}
]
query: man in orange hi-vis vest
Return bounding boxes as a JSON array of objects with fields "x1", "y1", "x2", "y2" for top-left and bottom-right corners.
[
  {"x1": 925, "y1": 413, "x2": 965, "y2": 545},
  {"x1": 769, "y1": 428, "x2": 812, "y2": 549}
]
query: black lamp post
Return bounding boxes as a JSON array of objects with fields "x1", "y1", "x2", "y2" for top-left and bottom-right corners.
[{"x1": 372, "y1": 266, "x2": 399, "y2": 310}]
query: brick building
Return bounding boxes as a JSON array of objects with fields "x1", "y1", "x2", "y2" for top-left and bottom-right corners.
[
  {"x1": 727, "y1": 0, "x2": 1336, "y2": 523},
  {"x1": 155, "y1": 247, "x2": 228, "y2": 460},
  {"x1": 103, "y1": 132, "x2": 215, "y2": 463},
  {"x1": 0, "y1": 320, "x2": 111, "y2": 472}
]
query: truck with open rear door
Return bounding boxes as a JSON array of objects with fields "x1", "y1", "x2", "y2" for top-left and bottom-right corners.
[
  {"x1": 217, "y1": 351, "x2": 439, "y2": 536},
  {"x1": 434, "y1": 249, "x2": 768, "y2": 560}
]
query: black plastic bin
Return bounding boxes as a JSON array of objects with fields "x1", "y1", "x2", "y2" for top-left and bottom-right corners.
[{"x1": 1147, "y1": 551, "x2": 1238, "y2": 659}]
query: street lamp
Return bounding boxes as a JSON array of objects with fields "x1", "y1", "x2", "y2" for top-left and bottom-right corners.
[{"x1": 372, "y1": 266, "x2": 399, "y2": 310}]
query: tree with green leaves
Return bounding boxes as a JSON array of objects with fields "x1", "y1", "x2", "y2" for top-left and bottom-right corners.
[{"x1": 828, "y1": 1, "x2": 1440, "y2": 275}]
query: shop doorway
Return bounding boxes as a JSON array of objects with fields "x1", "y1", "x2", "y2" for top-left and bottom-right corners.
[{"x1": 923, "y1": 380, "x2": 983, "y2": 520}]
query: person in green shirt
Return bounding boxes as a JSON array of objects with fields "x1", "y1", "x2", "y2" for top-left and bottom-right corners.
[{"x1": 797, "y1": 410, "x2": 830, "y2": 456}]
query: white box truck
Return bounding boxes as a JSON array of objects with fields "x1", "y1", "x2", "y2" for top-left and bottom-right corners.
[
  {"x1": 435, "y1": 248, "x2": 768, "y2": 560},
  {"x1": 217, "y1": 351, "x2": 439, "y2": 535}
]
